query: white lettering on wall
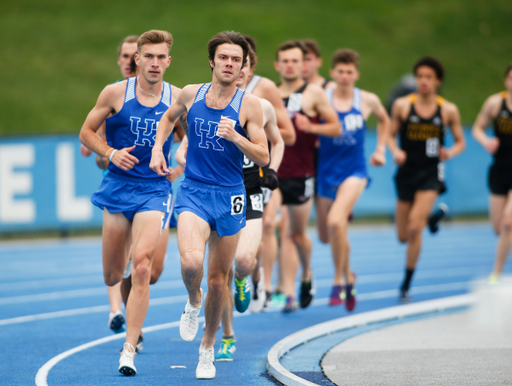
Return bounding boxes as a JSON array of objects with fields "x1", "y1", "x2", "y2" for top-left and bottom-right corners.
[
  {"x1": 56, "y1": 143, "x2": 92, "y2": 221},
  {"x1": 0, "y1": 145, "x2": 36, "y2": 223}
]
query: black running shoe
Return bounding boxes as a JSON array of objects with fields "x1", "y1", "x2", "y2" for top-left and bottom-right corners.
[
  {"x1": 299, "y1": 277, "x2": 315, "y2": 308},
  {"x1": 428, "y1": 203, "x2": 448, "y2": 234}
]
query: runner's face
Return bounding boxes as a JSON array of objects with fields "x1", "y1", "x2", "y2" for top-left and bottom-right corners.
[
  {"x1": 236, "y1": 56, "x2": 253, "y2": 89},
  {"x1": 117, "y1": 42, "x2": 138, "y2": 79},
  {"x1": 415, "y1": 66, "x2": 441, "y2": 95},
  {"x1": 302, "y1": 51, "x2": 322, "y2": 81},
  {"x1": 275, "y1": 48, "x2": 304, "y2": 82},
  {"x1": 504, "y1": 69, "x2": 512, "y2": 92},
  {"x1": 135, "y1": 43, "x2": 171, "y2": 84},
  {"x1": 211, "y1": 43, "x2": 244, "y2": 86},
  {"x1": 330, "y1": 62, "x2": 359, "y2": 88}
]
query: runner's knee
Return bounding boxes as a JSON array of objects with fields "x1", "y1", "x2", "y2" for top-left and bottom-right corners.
[
  {"x1": 208, "y1": 272, "x2": 228, "y2": 294},
  {"x1": 133, "y1": 258, "x2": 151, "y2": 283},
  {"x1": 180, "y1": 250, "x2": 203, "y2": 276},
  {"x1": 235, "y1": 253, "x2": 256, "y2": 277},
  {"x1": 407, "y1": 220, "x2": 423, "y2": 240},
  {"x1": 104, "y1": 272, "x2": 122, "y2": 287},
  {"x1": 327, "y1": 216, "x2": 348, "y2": 236},
  {"x1": 500, "y1": 216, "x2": 512, "y2": 234}
]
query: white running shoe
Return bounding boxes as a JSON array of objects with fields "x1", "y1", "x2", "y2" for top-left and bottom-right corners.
[
  {"x1": 180, "y1": 288, "x2": 204, "y2": 341},
  {"x1": 249, "y1": 268, "x2": 266, "y2": 314},
  {"x1": 196, "y1": 346, "x2": 215, "y2": 379},
  {"x1": 119, "y1": 343, "x2": 136, "y2": 376}
]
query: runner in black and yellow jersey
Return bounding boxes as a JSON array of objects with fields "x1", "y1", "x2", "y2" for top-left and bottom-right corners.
[
  {"x1": 388, "y1": 56, "x2": 465, "y2": 302},
  {"x1": 472, "y1": 64, "x2": 512, "y2": 284}
]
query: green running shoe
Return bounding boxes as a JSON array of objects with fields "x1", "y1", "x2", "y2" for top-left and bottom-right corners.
[
  {"x1": 215, "y1": 338, "x2": 236, "y2": 362},
  {"x1": 234, "y1": 276, "x2": 251, "y2": 313}
]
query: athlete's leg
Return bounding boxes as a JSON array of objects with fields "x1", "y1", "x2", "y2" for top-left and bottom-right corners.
[
  {"x1": 286, "y1": 199, "x2": 314, "y2": 282},
  {"x1": 260, "y1": 190, "x2": 282, "y2": 293},
  {"x1": 124, "y1": 210, "x2": 163, "y2": 348},
  {"x1": 234, "y1": 219, "x2": 262, "y2": 279},
  {"x1": 316, "y1": 195, "x2": 332, "y2": 244},
  {"x1": 280, "y1": 207, "x2": 300, "y2": 298},
  {"x1": 202, "y1": 231, "x2": 241, "y2": 350},
  {"x1": 395, "y1": 200, "x2": 413, "y2": 243},
  {"x1": 178, "y1": 212, "x2": 211, "y2": 308},
  {"x1": 220, "y1": 267, "x2": 235, "y2": 337},
  {"x1": 150, "y1": 227, "x2": 169, "y2": 284},
  {"x1": 102, "y1": 210, "x2": 131, "y2": 286},
  {"x1": 327, "y1": 177, "x2": 367, "y2": 285},
  {"x1": 108, "y1": 283, "x2": 123, "y2": 314},
  {"x1": 492, "y1": 191, "x2": 512, "y2": 277},
  {"x1": 490, "y1": 194, "x2": 507, "y2": 235},
  {"x1": 405, "y1": 190, "x2": 438, "y2": 270}
]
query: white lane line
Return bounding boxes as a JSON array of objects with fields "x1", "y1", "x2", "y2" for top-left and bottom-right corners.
[
  {"x1": 267, "y1": 294, "x2": 475, "y2": 386},
  {"x1": 0, "y1": 294, "x2": 189, "y2": 326}
]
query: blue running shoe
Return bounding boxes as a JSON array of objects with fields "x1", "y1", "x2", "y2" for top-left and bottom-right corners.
[
  {"x1": 282, "y1": 296, "x2": 298, "y2": 313},
  {"x1": 215, "y1": 338, "x2": 236, "y2": 362},
  {"x1": 234, "y1": 276, "x2": 251, "y2": 313}
]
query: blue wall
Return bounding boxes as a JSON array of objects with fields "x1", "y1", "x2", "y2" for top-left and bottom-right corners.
[{"x1": 0, "y1": 129, "x2": 492, "y2": 233}]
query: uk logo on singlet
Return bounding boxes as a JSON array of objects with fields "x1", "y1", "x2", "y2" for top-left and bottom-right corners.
[
  {"x1": 130, "y1": 117, "x2": 158, "y2": 147},
  {"x1": 334, "y1": 114, "x2": 363, "y2": 146},
  {"x1": 194, "y1": 118, "x2": 225, "y2": 151}
]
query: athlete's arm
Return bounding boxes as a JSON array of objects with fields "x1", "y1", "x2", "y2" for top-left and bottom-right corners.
[
  {"x1": 441, "y1": 102, "x2": 466, "y2": 160},
  {"x1": 256, "y1": 78, "x2": 296, "y2": 145},
  {"x1": 219, "y1": 94, "x2": 269, "y2": 167},
  {"x1": 366, "y1": 92, "x2": 390, "y2": 166},
  {"x1": 151, "y1": 85, "x2": 194, "y2": 176},
  {"x1": 174, "y1": 135, "x2": 188, "y2": 168},
  {"x1": 297, "y1": 85, "x2": 341, "y2": 137},
  {"x1": 261, "y1": 99, "x2": 284, "y2": 171},
  {"x1": 388, "y1": 97, "x2": 407, "y2": 166},
  {"x1": 472, "y1": 94, "x2": 500, "y2": 154},
  {"x1": 79, "y1": 82, "x2": 139, "y2": 171}
]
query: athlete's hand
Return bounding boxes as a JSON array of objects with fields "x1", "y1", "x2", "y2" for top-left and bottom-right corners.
[
  {"x1": 96, "y1": 155, "x2": 109, "y2": 170},
  {"x1": 369, "y1": 149, "x2": 386, "y2": 166},
  {"x1": 167, "y1": 165, "x2": 184, "y2": 182},
  {"x1": 216, "y1": 117, "x2": 238, "y2": 142},
  {"x1": 80, "y1": 144, "x2": 93, "y2": 157},
  {"x1": 262, "y1": 168, "x2": 279, "y2": 190},
  {"x1": 111, "y1": 145, "x2": 139, "y2": 171},
  {"x1": 484, "y1": 137, "x2": 499, "y2": 154},
  {"x1": 294, "y1": 113, "x2": 313, "y2": 133},
  {"x1": 150, "y1": 147, "x2": 169, "y2": 176},
  {"x1": 393, "y1": 149, "x2": 407, "y2": 166}
]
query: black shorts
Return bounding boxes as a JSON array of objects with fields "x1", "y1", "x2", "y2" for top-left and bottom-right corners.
[
  {"x1": 394, "y1": 164, "x2": 446, "y2": 202},
  {"x1": 245, "y1": 186, "x2": 265, "y2": 220},
  {"x1": 279, "y1": 176, "x2": 315, "y2": 205},
  {"x1": 489, "y1": 163, "x2": 512, "y2": 196}
]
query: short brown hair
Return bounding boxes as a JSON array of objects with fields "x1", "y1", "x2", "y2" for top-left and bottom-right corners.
[
  {"x1": 208, "y1": 31, "x2": 249, "y2": 68},
  {"x1": 242, "y1": 34, "x2": 257, "y2": 53},
  {"x1": 275, "y1": 40, "x2": 306, "y2": 61},
  {"x1": 505, "y1": 63, "x2": 512, "y2": 78},
  {"x1": 331, "y1": 49, "x2": 360, "y2": 68},
  {"x1": 137, "y1": 30, "x2": 173, "y2": 53},
  {"x1": 302, "y1": 39, "x2": 321, "y2": 58},
  {"x1": 248, "y1": 47, "x2": 258, "y2": 69},
  {"x1": 117, "y1": 35, "x2": 138, "y2": 57}
]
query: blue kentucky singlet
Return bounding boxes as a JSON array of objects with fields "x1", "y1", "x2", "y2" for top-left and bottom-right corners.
[
  {"x1": 105, "y1": 77, "x2": 173, "y2": 179},
  {"x1": 185, "y1": 83, "x2": 247, "y2": 187},
  {"x1": 318, "y1": 87, "x2": 367, "y2": 186}
]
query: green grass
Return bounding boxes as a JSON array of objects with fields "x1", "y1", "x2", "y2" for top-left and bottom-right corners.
[{"x1": 1, "y1": 0, "x2": 511, "y2": 136}]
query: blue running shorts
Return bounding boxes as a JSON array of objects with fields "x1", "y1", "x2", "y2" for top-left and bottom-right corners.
[
  {"x1": 175, "y1": 177, "x2": 246, "y2": 237},
  {"x1": 317, "y1": 171, "x2": 368, "y2": 201},
  {"x1": 91, "y1": 172, "x2": 173, "y2": 224}
]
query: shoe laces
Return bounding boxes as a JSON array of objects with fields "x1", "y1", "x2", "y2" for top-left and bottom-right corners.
[
  {"x1": 221, "y1": 339, "x2": 235, "y2": 354},
  {"x1": 235, "y1": 278, "x2": 247, "y2": 301},
  {"x1": 121, "y1": 342, "x2": 135, "y2": 359},
  {"x1": 199, "y1": 348, "x2": 213, "y2": 367}
]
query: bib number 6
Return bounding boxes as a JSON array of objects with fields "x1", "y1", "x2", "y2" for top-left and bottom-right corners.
[{"x1": 231, "y1": 195, "x2": 245, "y2": 215}]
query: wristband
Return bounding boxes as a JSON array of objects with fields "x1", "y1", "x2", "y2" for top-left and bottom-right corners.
[
  {"x1": 109, "y1": 149, "x2": 118, "y2": 162},
  {"x1": 105, "y1": 147, "x2": 114, "y2": 158}
]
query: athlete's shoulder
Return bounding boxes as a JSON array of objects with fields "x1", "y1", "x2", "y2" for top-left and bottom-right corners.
[
  {"x1": 483, "y1": 92, "x2": 505, "y2": 108},
  {"x1": 360, "y1": 89, "x2": 382, "y2": 104},
  {"x1": 99, "y1": 80, "x2": 126, "y2": 101},
  {"x1": 439, "y1": 97, "x2": 459, "y2": 115},
  {"x1": 392, "y1": 94, "x2": 413, "y2": 110},
  {"x1": 258, "y1": 97, "x2": 275, "y2": 118},
  {"x1": 178, "y1": 84, "x2": 204, "y2": 102},
  {"x1": 305, "y1": 82, "x2": 326, "y2": 99}
]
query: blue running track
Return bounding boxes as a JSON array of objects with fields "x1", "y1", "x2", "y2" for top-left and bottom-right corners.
[{"x1": 0, "y1": 223, "x2": 508, "y2": 385}]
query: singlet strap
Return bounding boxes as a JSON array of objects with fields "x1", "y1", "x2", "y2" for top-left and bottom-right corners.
[
  {"x1": 230, "y1": 88, "x2": 245, "y2": 113},
  {"x1": 193, "y1": 83, "x2": 210, "y2": 104},
  {"x1": 162, "y1": 82, "x2": 172, "y2": 107},
  {"x1": 325, "y1": 87, "x2": 334, "y2": 106},
  {"x1": 501, "y1": 90, "x2": 508, "y2": 99},
  {"x1": 246, "y1": 75, "x2": 261, "y2": 94},
  {"x1": 436, "y1": 95, "x2": 444, "y2": 106},
  {"x1": 125, "y1": 77, "x2": 136, "y2": 103},
  {"x1": 321, "y1": 77, "x2": 330, "y2": 89},
  {"x1": 409, "y1": 93, "x2": 417, "y2": 104},
  {"x1": 353, "y1": 88, "x2": 362, "y2": 112}
]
